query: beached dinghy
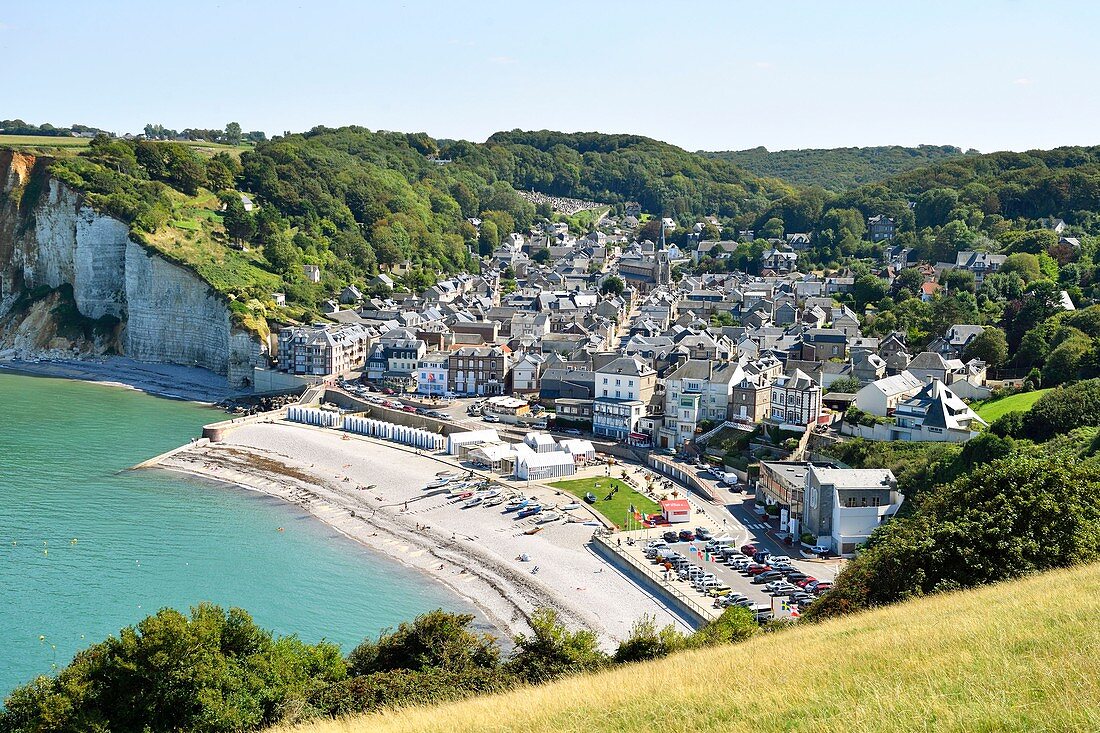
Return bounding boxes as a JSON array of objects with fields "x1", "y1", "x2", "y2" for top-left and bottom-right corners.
[
  {"x1": 504, "y1": 498, "x2": 529, "y2": 512},
  {"x1": 536, "y1": 511, "x2": 560, "y2": 524},
  {"x1": 462, "y1": 496, "x2": 483, "y2": 508}
]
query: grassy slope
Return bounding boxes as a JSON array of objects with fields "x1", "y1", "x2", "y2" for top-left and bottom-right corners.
[
  {"x1": 975, "y1": 389, "x2": 1052, "y2": 423},
  {"x1": 279, "y1": 562, "x2": 1100, "y2": 733},
  {"x1": 549, "y1": 477, "x2": 660, "y2": 528},
  {"x1": 0, "y1": 134, "x2": 248, "y2": 157}
]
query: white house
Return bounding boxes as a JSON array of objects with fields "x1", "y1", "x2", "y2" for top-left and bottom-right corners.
[
  {"x1": 769, "y1": 369, "x2": 823, "y2": 427},
  {"x1": 416, "y1": 353, "x2": 450, "y2": 397},
  {"x1": 853, "y1": 371, "x2": 925, "y2": 416},
  {"x1": 660, "y1": 498, "x2": 692, "y2": 524},
  {"x1": 803, "y1": 466, "x2": 904, "y2": 556}
]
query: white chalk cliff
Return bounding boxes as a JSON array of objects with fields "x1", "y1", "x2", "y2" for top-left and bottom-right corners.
[{"x1": 0, "y1": 150, "x2": 264, "y2": 387}]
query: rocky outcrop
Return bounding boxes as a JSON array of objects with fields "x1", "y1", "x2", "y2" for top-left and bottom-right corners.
[{"x1": 0, "y1": 150, "x2": 264, "y2": 387}]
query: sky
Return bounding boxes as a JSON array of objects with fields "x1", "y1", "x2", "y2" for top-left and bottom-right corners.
[{"x1": 1, "y1": 0, "x2": 1097, "y2": 153}]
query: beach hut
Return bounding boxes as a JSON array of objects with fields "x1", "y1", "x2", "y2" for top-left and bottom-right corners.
[
  {"x1": 559, "y1": 438, "x2": 596, "y2": 462},
  {"x1": 515, "y1": 451, "x2": 576, "y2": 481},
  {"x1": 523, "y1": 432, "x2": 558, "y2": 453},
  {"x1": 447, "y1": 429, "x2": 501, "y2": 455}
]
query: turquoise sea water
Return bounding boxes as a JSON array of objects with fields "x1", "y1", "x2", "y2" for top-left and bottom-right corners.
[{"x1": 0, "y1": 371, "x2": 468, "y2": 698}]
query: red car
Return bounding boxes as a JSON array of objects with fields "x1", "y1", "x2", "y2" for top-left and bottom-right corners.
[
  {"x1": 796, "y1": 577, "x2": 818, "y2": 588},
  {"x1": 811, "y1": 583, "x2": 832, "y2": 595},
  {"x1": 381, "y1": 387, "x2": 394, "y2": 395},
  {"x1": 740, "y1": 543, "x2": 758, "y2": 557},
  {"x1": 746, "y1": 564, "x2": 772, "y2": 576},
  {"x1": 403, "y1": 406, "x2": 417, "y2": 413}
]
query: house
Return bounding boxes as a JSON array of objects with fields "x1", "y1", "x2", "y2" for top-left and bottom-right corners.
[
  {"x1": 278, "y1": 323, "x2": 372, "y2": 377},
  {"x1": 851, "y1": 351, "x2": 887, "y2": 384},
  {"x1": 339, "y1": 285, "x2": 364, "y2": 305},
  {"x1": 515, "y1": 450, "x2": 576, "y2": 481},
  {"x1": 303, "y1": 264, "x2": 321, "y2": 283},
  {"x1": 868, "y1": 214, "x2": 896, "y2": 241},
  {"x1": 366, "y1": 329, "x2": 426, "y2": 387},
  {"x1": 658, "y1": 359, "x2": 745, "y2": 449},
  {"x1": 769, "y1": 369, "x2": 822, "y2": 427},
  {"x1": 660, "y1": 498, "x2": 692, "y2": 524},
  {"x1": 757, "y1": 461, "x2": 811, "y2": 519},
  {"x1": 416, "y1": 352, "x2": 450, "y2": 397},
  {"x1": 853, "y1": 371, "x2": 925, "y2": 416},
  {"x1": 760, "y1": 245, "x2": 799, "y2": 273},
  {"x1": 511, "y1": 353, "x2": 546, "y2": 393},
  {"x1": 954, "y1": 251, "x2": 1006, "y2": 283},
  {"x1": 592, "y1": 356, "x2": 657, "y2": 441},
  {"x1": 870, "y1": 379, "x2": 986, "y2": 442},
  {"x1": 802, "y1": 467, "x2": 904, "y2": 556},
  {"x1": 449, "y1": 345, "x2": 512, "y2": 396},
  {"x1": 800, "y1": 328, "x2": 848, "y2": 361},
  {"x1": 906, "y1": 351, "x2": 966, "y2": 385},
  {"x1": 928, "y1": 325, "x2": 985, "y2": 359}
]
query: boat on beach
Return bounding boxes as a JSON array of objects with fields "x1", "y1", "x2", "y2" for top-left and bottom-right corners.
[
  {"x1": 523, "y1": 526, "x2": 543, "y2": 535},
  {"x1": 559, "y1": 502, "x2": 582, "y2": 511},
  {"x1": 462, "y1": 496, "x2": 483, "y2": 508},
  {"x1": 516, "y1": 505, "x2": 543, "y2": 519},
  {"x1": 536, "y1": 511, "x2": 560, "y2": 524},
  {"x1": 504, "y1": 498, "x2": 529, "y2": 512}
]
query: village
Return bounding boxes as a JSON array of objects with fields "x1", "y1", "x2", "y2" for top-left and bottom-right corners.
[{"x1": 246, "y1": 199, "x2": 1075, "y2": 571}]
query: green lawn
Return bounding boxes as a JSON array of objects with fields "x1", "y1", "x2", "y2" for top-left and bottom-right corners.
[
  {"x1": 549, "y1": 477, "x2": 661, "y2": 529},
  {"x1": 974, "y1": 388, "x2": 1051, "y2": 423}
]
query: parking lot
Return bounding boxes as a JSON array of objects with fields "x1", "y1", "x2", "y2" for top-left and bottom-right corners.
[{"x1": 641, "y1": 533, "x2": 835, "y2": 618}]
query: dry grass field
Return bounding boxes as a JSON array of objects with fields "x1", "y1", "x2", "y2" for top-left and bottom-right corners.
[{"x1": 276, "y1": 562, "x2": 1100, "y2": 733}]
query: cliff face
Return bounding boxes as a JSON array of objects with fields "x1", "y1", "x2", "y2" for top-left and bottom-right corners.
[{"x1": 0, "y1": 150, "x2": 263, "y2": 387}]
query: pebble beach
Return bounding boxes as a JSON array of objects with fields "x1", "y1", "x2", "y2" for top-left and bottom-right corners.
[{"x1": 156, "y1": 421, "x2": 690, "y2": 644}]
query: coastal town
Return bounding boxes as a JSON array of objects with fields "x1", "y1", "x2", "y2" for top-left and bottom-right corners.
[{"x1": 146, "y1": 198, "x2": 1063, "y2": 636}]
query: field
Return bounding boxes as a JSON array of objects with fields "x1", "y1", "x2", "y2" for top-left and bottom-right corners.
[
  {"x1": 276, "y1": 562, "x2": 1100, "y2": 733},
  {"x1": 549, "y1": 477, "x2": 660, "y2": 528},
  {"x1": 0, "y1": 134, "x2": 250, "y2": 158},
  {"x1": 974, "y1": 388, "x2": 1051, "y2": 422}
]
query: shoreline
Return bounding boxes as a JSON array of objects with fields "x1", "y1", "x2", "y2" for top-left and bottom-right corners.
[
  {"x1": 0, "y1": 356, "x2": 234, "y2": 404},
  {"x1": 149, "y1": 421, "x2": 692, "y2": 645}
]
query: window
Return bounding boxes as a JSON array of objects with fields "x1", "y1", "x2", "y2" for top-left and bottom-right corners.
[
  {"x1": 603, "y1": 377, "x2": 608, "y2": 384},
  {"x1": 615, "y1": 379, "x2": 621, "y2": 386},
  {"x1": 629, "y1": 379, "x2": 634, "y2": 386},
  {"x1": 603, "y1": 389, "x2": 608, "y2": 397}
]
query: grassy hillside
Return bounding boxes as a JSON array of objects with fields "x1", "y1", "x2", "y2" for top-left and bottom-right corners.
[
  {"x1": 974, "y1": 388, "x2": 1053, "y2": 422},
  {"x1": 703, "y1": 145, "x2": 967, "y2": 191},
  {"x1": 277, "y1": 562, "x2": 1100, "y2": 733}
]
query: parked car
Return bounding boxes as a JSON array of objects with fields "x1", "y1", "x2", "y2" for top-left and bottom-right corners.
[
  {"x1": 766, "y1": 555, "x2": 793, "y2": 566},
  {"x1": 809, "y1": 545, "x2": 831, "y2": 556},
  {"x1": 785, "y1": 571, "x2": 809, "y2": 584},
  {"x1": 740, "y1": 544, "x2": 758, "y2": 556},
  {"x1": 678, "y1": 529, "x2": 696, "y2": 542},
  {"x1": 752, "y1": 571, "x2": 783, "y2": 584},
  {"x1": 790, "y1": 592, "x2": 816, "y2": 606},
  {"x1": 563, "y1": 428, "x2": 582, "y2": 436},
  {"x1": 662, "y1": 531, "x2": 680, "y2": 543},
  {"x1": 482, "y1": 414, "x2": 501, "y2": 423},
  {"x1": 694, "y1": 527, "x2": 713, "y2": 541},
  {"x1": 531, "y1": 421, "x2": 548, "y2": 430},
  {"x1": 746, "y1": 564, "x2": 773, "y2": 576},
  {"x1": 796, "y1": 577, "x2": 818, "y2": 588}
]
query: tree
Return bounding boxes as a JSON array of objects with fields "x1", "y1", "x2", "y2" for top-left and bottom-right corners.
[
  {"x1": 760, "y1": 216, "x2": 784, "y2": 239},
  {"x1": 264, "y1": 232, "x2": 299, "y2": 275},
  {"x1": 894, "y1": 268, "x2": 925, "y2": 294},
  {"x1": 477, "y1": 219, "x2": 499, "y2": 257},
  {"x1": 827, "y1": 376, "x2": 863, "y2": 394},
  {"x1": 225, "y1": 121, "x2": 242, "y2": 146},
  {"x1": 221, "y1": 194, "x2": 256, "y2": 245},
  {"x1": 600, "y1": 276, "x2": 625, "y2": 296},
  {"x1": 914, "y1": 187, "x2": 959, "y2": 229},
  {"x1": 0, "y1": 604, "x2": 345, "y2": 733},
  {"x1": 688, "y1": 606, "x2": 759, "y2": 647},
  {"x1": 206, "y1": 158, "x2": 235, "y2": 191},
  {"x1": 347, "y1": 611, "x2": 499, "y2": 676},
  {"x1": 939, "y1": 268, "x2": 975, "y2": 294},
  {"x1": 531, "y1": 248, "x2": 550, "y2": 264},
  {"x1": 853, "y1": 274, "x2": 888, "y2": 309},
  {"x1": 961, "y1": 327, "x2": 1008, "y2": 367},
  {"x1": 1002, "y1": 253, "x2": 1042, "y2": 283},
  {"x1": 613, "y1": 615, "x2": 686, "y2": 664},
  {"x1": 505, "y1": 608, "x2": 608, "y2": 683}
]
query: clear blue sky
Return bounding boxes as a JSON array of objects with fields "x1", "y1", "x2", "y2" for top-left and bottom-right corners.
[{"x1": 2, "y1": 0, "x2": 1096, "y2": 153}]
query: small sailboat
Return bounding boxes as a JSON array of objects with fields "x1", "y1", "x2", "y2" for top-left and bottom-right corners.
[
  {"x1": 504, "y1": 498, "x2": 529, "y2": 512},
  {"x1": 516, "y1": 505, "x2": 543, "y2": 519}
]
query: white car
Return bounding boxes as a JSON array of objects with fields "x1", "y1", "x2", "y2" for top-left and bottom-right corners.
[
  {"x1": 809, "y1": 545, "x2": 831, "y2": 556},
  {"x1": 482, "y1": 414, "x2": 501, "y2": 423}
]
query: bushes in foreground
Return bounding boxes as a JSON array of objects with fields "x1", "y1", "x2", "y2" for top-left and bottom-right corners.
[{"x1": 1, "y1": 604, "x2": 763, "y2": 733}]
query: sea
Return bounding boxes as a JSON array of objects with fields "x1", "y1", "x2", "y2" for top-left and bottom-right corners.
[{"x1": 0, "y1": 370, "x2": 469, "y2": 698}]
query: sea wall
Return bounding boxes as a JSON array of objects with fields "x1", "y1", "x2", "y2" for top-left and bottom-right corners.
[{"x1": 0, "y1": 150, "x2": 264, "y2": 386}]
